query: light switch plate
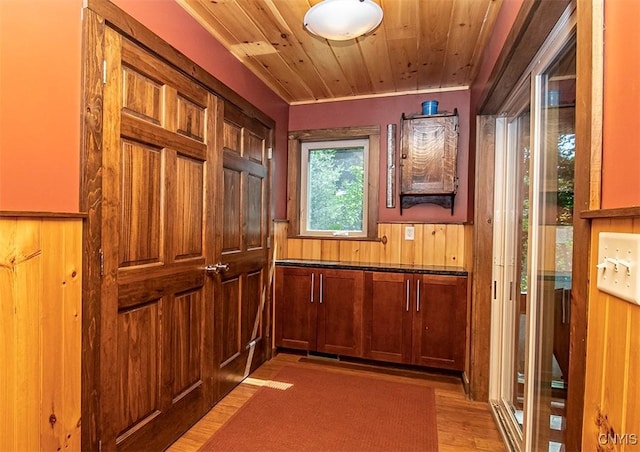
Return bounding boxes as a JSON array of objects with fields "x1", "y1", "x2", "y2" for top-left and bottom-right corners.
[
  {"x1": 404, "y1": 226, "x2": 415, "y2": 241},
  {"x1": 596, "y1": 232, "x2": 640, "y2": 305}
]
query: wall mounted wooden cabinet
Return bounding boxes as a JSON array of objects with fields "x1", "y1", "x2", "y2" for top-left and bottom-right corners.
[{"x1": 399, "y1": 110, "x2": 459, "y2": 213}]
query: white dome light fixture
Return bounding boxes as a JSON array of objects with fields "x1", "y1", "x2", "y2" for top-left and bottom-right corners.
[{"x1": 303, "y1": 0, "x2": 384, "y2": 41}]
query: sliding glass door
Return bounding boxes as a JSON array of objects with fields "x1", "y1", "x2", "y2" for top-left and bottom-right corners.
[
  {"x1": 492, "y1": 86, "x2": 531, "y2": 450},
  {"x1": 490, "y1": 8, "x2": 575, "y2": 452},
  {"x1": 528, "y1": 36, "x2": 576, "y2": 452}
]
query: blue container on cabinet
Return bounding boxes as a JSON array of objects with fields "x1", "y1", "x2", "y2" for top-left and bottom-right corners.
[{"x1": 421, "y1": 100, "x2": 438, "y2": 115}]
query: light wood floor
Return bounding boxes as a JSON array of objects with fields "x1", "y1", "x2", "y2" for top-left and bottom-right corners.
[{"x1": 168, "y1": 352, "x2": 506, "y2": 452}]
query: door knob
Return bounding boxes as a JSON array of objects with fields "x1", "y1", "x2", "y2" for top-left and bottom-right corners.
[{"x1": 205, "y1": 262, "x2": 230, "y2": 274}]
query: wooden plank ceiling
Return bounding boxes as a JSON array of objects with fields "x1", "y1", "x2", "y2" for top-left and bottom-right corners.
[{"x1": 177, "y1": 0, "x2": 503, "y2": 105}]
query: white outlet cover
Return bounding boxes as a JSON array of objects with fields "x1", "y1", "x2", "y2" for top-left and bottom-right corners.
[
  {"x1": 404, "y1": 226, "x2": 415, "y2": 241},
  {"x1": 596, "y1": 232, "x2": 640, "y2": 305}
]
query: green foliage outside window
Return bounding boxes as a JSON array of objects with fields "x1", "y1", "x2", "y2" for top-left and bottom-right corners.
[{"x1": 307, "y1": 147, "x2": 364, "y2": 232}]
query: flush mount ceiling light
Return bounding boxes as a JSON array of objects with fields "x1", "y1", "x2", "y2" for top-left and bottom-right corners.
[{"x1": 303, "y1": 0, "x2": 384, "y2": 41}]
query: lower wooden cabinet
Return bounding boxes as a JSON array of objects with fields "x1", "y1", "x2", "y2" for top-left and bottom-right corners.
[
  {"x1": 276, "y1": 264, "x2": 467, "y2": 371},
  {"x1": 363, "y1": 272, "x2": 467, "y2": 370},
  {"x1": 362, "y1": 272, "x2": 413, "y2": 363},
  {"x1": 275, "y1": 266, "x2": 363, "y2": 357}
]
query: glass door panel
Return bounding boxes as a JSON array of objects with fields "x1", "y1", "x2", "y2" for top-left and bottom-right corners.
[
  {"x1": 502, "y1": 106, "x2": 531, "y2": 436},
  {"x1": 529, "y1": 38, "x2": 576, "y2": 452},
  {"x1": 491, "y1": 16, "x2": 576, "y2": 452},
  {"x1": 491, "y1": 80, "x2": 531, "y2": 450}
]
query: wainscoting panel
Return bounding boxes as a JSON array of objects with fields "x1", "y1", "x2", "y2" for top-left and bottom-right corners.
[
  {"x1": 274, "y1": 221, "x2": 469, "y2": 268},
  {"x1": 582, "y1": 217, "x2": 640, "y2": 450},
  {"x1": 0, "y1": 217, "x2": 82, "y2": 451}
]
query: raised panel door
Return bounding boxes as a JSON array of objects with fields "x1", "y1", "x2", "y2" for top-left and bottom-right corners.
[
  {"x1": 363, "y1": 272, "x2": 413, "y2": 363},
  {"x1": 214, "y1": 101, "x2": 271, "y2": 401},
  {"x1": 412, "y1": 275, "x2": 467, "y2": 370},
  {"x1": 316, "y1": 269, "x2": 364, "y2": 357},
  {"x1": 100, "y1": 31, "x2": 215, "y2": 451},
  {"x1": 274, "y1": 267, "x2": 317, "y2": 351}
]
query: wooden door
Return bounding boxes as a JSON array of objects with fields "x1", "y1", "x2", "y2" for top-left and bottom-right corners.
[
  {"x1": 99, "y1": 31, "x2": 217, "y2": 450},
  {"x1": 412, "y1": 275, "x2": 467, "y2": 370},
  {"x1": 274, "y1": 266, "x2": 318, "y2": 351},
  {"x1": 316, "y1": 269, "x2": 364, "y2": 357},
  {"x1": 214, "y1": 102, "x2": 271, "y2": 400},
  {"x1": 363, "y1": 272, "x2": 412, "y2": 363}
]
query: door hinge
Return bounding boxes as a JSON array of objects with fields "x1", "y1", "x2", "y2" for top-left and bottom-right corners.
[
  {"x1": 266, "y1": 236, "x2": 271, "y2": 248},
  {"x1": 99, "y1": 249, "x2": 104, "y2": 277},
  {"x1": 102, "y1": 60, "x2": 107, "y2": 85},
  {"x1": 267, "y1": 147, "x2": 273, "y2": 159}
]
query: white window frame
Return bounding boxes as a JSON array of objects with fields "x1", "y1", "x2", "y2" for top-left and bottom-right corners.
[{"x1": 299, "y1": 138, "x2": 369, "y2": 237}]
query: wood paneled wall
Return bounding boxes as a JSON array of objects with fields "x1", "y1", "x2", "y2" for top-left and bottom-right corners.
[
  {"x1": 582, "y1": 217, "x2": 640, "y2": 450},
  {"x1": 274, "y1": 220, "x2": 470, "y2": 269},
  {"x1": 0, "y1": 217, "x2": 82, "y2": 451}
]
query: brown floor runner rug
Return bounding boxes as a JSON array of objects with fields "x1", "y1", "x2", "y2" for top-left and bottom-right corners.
[{"x1": 199, "y1": 365, "x2": 439, "y2": 451}]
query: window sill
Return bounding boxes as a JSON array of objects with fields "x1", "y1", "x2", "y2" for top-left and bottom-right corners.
[{"x1": 287, "y1": 234, "x2": 387, "y2": 244}]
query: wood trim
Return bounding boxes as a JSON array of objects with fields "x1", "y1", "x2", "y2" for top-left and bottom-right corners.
[
  {"x1": 367, "y1": 131, "x2": 380, "y2": 238},
  {"x1": 86, "y1": 0, "x2": 275, "y2": 130},
  {"x1": 79, "y1": 8, "x2": 105, "y2": 452},
  {"x1": 285, "y1": 236, "x2": 385, "y2": 243},
  {"x1": 0, "y1": 211, "x2": 87, "y2": 219},
  {"x1": 581, "y1": 206, "x2": 640, "y2": 220},
  {"x1": 478, "y1": 0, "x2": 571, "y2": 114},
  {"x1": 287, "y1": 126, "x2": 381, "y2": 240},
  {"x1": 288, "y1": 126, "x2": 381, "y2": 141},
  {"x1": 564, "y1": 2, "x2": 604, "y2": 449},
  {"x1": 469, "y1": 115, "x2": 496, "y2": 401},
  {"x1": 289, "y1": 85, "x2": 470, "y2": 106},
  {"x1": 581, "y1": 0, "x2": 604, "y2": 210},
  {"x1": 286, "y1": 138, "x2": 301, "y2": 237}
]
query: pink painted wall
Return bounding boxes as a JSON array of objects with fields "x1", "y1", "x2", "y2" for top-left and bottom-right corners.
[
  {"x1": 290, "y1": 91, "x2": 471, "y2": 223},
  {"x1": 470, "y1": 0, "x2": 525, "y2": 110},
  {"x1": 601, "y1": 0, "x2": 640, "y2": 208},
  {"x1": 0, "y1": 0, "x2": 289, "y2": 217},
  {"x1": 467, "y1": 0, "x2": 523, "y2": 221},
  {"x1": 0, "y1": 0, "x2": 83, "y2": 212},
  {"x1": 5, "y1": 0, "x2": 633, "y2": 217}
]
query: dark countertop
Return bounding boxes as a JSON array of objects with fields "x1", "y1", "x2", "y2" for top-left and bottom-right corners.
[{"x1": 275, "y1": 259, "x2": 468, "y2": 276}]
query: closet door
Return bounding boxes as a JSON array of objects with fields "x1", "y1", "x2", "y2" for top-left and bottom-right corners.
[
  {"x1": 99, "y1": 29, "x2": 217, "y2": 451},
  {"x1": 214, "y1": 102, "x2": 271, "y2": 400}
]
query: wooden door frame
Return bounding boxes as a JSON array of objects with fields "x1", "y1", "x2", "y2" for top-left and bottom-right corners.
[
  {"x1": 471, "y1": 1, "x2": 603, "y2": 451},
  {"x1": 80, "y1": 1, "x2": 276, "y2": 449}
]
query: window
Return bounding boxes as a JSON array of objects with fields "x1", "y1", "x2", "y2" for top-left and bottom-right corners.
[
  {"x1": 300, "y1": 139, "x2": 368, "y2": 236},
  {"x1": 288, "y1": 126, "x2": 379, "y2": 239}
]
